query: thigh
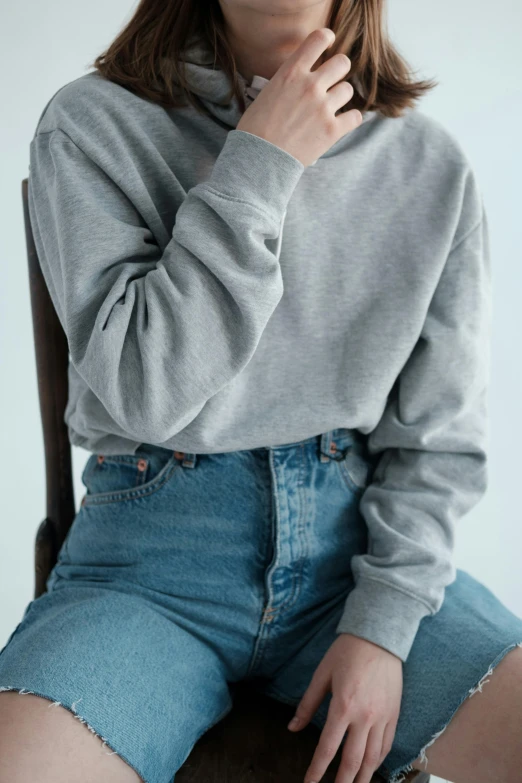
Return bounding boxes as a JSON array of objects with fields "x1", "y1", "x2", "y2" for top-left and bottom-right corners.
[
  {"x1": 252, "y1": 567, "x2": 522, "y2": 783},
  {"x1": 0, "y1": 584, "x2": 234, "y2": 783},
  {"x1": 0, "y1": 688, "x2": 142, "y2": 783},
  {"x1": 51, "y1": 443, "x2": 271, "y2": 673}
]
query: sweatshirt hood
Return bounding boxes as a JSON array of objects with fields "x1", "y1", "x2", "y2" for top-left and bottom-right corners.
[
  {"x1": 176, "y1": 35, "x2": 252, "y2": 129},
  {"x1": 175, "y1": 35, "x2": 376, "y2": 133}
]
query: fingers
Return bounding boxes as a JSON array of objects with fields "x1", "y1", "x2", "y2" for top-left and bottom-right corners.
[
  {"x1": 343, "y1": 722, "x2": 387, "y2": 783},
  {"x1": 304, "y1": 699, "x2": 353, "y2": 783},
  {"x1": 315, "y1": 52, "x2": 353, "y2": 90},
  {"x1": 325, "y1": 79, "x2": 355, "y2": 115},
  {"x1": 304, "y1": 710, "x2": 390, "y2": 783},
  {"x1": 378, "y1": 720, "x2": 397, "y2": 767},
  {"x1": 337, "y1": 108, "x2": 364, "y2": 136},
  {"x1": 288, "y1": 667, "x2": 329, "y2": 732},
  {"x1": 281, "y1": 27, "x2": 336, "y2": 76}
]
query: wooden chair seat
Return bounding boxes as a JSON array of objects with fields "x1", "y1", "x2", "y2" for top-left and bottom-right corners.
[{"x1": 22, "y1": 178, "x2": 430, "y2": 783}]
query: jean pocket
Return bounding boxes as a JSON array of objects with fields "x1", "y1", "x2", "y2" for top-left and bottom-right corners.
[
  {"x1": 81, "y1": 447, "x2": 182, "y2": 506},
  {"x1": 335, "y1": 444, "x2": 374, "y2": 497}
]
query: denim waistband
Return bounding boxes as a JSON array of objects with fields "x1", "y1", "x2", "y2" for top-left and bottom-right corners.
[{"x1": 138, "y1": 428, "x2": 363, "y2": 470}]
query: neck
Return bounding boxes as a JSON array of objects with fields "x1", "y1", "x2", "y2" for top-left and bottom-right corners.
[{"x1": 218, "y1": 0, "x2": 334, "y2": 84}]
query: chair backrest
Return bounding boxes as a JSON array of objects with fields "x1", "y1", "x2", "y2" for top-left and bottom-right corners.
[{"x1": 22, "y1": 177, "x2": 76, "y2": 600}]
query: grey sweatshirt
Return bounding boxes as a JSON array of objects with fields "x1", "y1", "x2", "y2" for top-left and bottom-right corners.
[{"x1": 27, "y1": 35, "x2": 492, "y2": 662}]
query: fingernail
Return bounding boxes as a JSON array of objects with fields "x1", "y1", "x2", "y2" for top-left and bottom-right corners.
[{"x1": 288, "y1": 716, "x2": 301, "y2": 729}]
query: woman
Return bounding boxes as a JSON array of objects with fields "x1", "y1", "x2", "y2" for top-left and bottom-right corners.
[{"x1": 1, "y1": 1, "x2": 521, "y2": 782}]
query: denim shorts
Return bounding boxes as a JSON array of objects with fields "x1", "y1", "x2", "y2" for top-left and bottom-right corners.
[{"x1": 1, "y1": 427, "x2": 522, "y2": 783}]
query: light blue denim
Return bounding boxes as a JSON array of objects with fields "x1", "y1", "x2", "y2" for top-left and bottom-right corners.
[{"x1": 1, "y1": 428, "x2": 521, "y2": 783}]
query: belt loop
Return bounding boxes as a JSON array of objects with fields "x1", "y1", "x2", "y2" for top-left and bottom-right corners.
[
  {"x1": 319, "y1": 431, "x2": 334, "y2": 463},
  {"x1": 181, "y1": 452, "x2": 197, "y2": 469},
  {"x1": 173, "y1": 450, "x2": 197, "y2": 468}
]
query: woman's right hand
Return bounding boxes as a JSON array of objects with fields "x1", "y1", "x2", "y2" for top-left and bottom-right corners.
[{"x1": 236, "y1": 28, "x2": 362, "y2": 168}]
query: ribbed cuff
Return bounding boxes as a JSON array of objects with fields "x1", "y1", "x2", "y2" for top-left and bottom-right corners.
[
  {"x1": 336, "y1": 577, "x2": 432, "y2": 663},
  {"x1": 208, "y1": 129, "x2": 305, "y2": 216}
]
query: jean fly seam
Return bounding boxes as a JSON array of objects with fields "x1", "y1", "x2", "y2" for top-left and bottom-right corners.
[
  {"x1": 243, "y1": 447, "x2": 307, "y2": 677},
  {"x1": 262, "y1": 447, "x2": 306, "y2": 619}
]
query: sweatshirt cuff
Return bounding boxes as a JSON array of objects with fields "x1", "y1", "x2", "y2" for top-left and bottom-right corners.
[
  {"x1": 336, "y1": 577, "x2": 432, "y2": 663},
  {"x1": 207, "y1": 129, "x2": 305, "y2": 216}
]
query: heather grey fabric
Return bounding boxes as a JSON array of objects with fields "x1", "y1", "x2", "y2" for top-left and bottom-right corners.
[{"x1": 27, "y1": 36, "x2": 492, "y2": 660}]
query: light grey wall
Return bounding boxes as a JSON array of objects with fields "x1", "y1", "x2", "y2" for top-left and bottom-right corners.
[{"x1": 1, "y1": 6, "x2": 521, "y2": 778}]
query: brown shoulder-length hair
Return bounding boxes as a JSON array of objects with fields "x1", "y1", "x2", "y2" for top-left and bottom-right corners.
[{"x1": 90, "y1": 0, "x2": 437, "y2": 120}]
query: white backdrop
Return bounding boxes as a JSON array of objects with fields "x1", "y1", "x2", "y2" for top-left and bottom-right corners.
[{"x1": 1, "y1": 3, "x2": 521, "y2": 780}]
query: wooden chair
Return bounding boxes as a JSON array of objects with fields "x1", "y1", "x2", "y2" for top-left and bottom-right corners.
[{"x1": 21, "y1": 177, "x2": 430, "y2": 783}]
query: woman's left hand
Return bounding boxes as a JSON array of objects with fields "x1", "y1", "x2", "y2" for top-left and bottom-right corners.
[{"x1": 287, "y1": 632, "x2": 403, "y2": 783}]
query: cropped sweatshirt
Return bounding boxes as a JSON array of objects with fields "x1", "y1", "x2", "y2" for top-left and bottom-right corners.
[{"x1": 27, "y1": 35, "x2": 492, "y2": 662}]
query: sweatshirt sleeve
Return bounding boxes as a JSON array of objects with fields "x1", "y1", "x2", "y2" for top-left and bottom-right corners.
[
  {"x1": 336, "y1": 199, "x2": 493, "y2": 663},
  {"x1": 27, "y1": 128, "x2": 304, "y2": 444}
]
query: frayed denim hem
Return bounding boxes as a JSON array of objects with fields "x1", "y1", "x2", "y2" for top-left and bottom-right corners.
[
  {"x1": 380, "y1": 640, "x2": 522, "y2": 783},
  {"x1": 0, "y1": 685, "x2": 120, "y2": 756}
]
